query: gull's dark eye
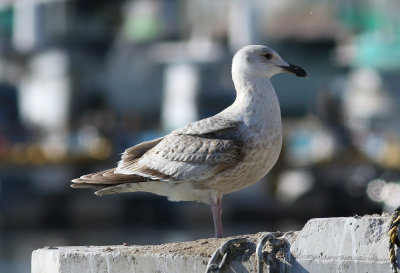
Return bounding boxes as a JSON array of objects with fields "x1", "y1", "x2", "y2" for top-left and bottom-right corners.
[{"x1": 263, "y1": 53, "x2": 272, "y2": 60}]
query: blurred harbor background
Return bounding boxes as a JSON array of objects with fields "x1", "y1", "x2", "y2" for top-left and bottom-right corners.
[{"x1": 1, "y1": 0, "x2": 400, "y2": 272}]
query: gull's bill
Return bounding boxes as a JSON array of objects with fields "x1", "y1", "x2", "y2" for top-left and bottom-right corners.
[{"x1": 280, "y1": 63, "x2": 307, "y2": 77}]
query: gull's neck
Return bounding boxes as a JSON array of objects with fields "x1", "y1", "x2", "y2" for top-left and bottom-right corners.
[{"x1": 225, "y1": 72, "x2": 281, "y2": 127}]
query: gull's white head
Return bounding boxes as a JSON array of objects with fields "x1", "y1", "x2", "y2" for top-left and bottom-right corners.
[{"x1": 232, "y1": 45, "x2": 307, "y2": 80}]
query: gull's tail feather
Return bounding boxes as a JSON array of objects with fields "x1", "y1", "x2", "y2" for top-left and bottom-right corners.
[
  {"x1": 71, "y1": 168, "x2": 148, "y2": 192},
  {"x1": 94, "y1": 184, "x2": 136, "y2": 196}
]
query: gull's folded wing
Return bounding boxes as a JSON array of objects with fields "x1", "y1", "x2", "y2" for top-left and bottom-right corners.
[{"x1": 116, "y1": 116, "x2": 244, "y2": 181}]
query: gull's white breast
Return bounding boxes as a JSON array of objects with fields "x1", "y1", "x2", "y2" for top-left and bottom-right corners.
[{"x1": 201, "y1": 77, "x2": 283, "y2": 194}]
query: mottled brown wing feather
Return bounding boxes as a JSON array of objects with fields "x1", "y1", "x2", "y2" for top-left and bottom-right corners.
[
  {"x1": 120, "y1": 137, "x2": 164, "y2": 162},
  {"x1": 153, "y1": 135, "x2": 242, "y2": 164},
  {"x1": 73, "y1": 168, "x2": 139, "y2": 183},
  {"x1": 71, "y1": 138, "x2": 164, "y2": 189}
]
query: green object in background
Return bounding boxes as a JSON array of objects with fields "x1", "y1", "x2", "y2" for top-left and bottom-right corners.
[
  {"x1": 0, "y1": 6, "x2": 13, "y2": 39},
  {"x1": 123, "y1": 15, "x2": 161, "y2": 42},
  {"x1": 339, "y1": 0, "x2": 400, "y2": 70},
  {"x1": 354, "y1": 34, "x2": 400, "y2": 70}
]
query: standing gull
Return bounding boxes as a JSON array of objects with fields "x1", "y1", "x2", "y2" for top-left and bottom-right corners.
[{"x1": 71, "y1": 45, "x2": 307, "y2": 238}]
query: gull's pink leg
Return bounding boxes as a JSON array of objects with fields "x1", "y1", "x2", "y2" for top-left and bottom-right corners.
[{"x1": 211, "y1": 197, "x2": 223, "y2": 238}]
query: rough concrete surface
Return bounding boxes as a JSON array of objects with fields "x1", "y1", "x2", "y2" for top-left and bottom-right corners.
[{"x1": 32, "y1": 216, "x2": 399, "y2": 273}]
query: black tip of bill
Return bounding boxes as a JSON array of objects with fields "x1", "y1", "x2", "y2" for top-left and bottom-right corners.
[{"x1": 281, "y1": 63, "x2": 307, "y2": 78}]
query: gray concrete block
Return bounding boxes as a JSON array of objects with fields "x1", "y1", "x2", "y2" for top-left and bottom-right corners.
[
  {"x1": 32, "y1": 246, "x2": 207, "y2": 273},
  {"x1": 32, "y1": 216, "x2": 399, "y2": 273},
  {"x1": 290, "y1": 216, "x2": 396, "y2": 272}
]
